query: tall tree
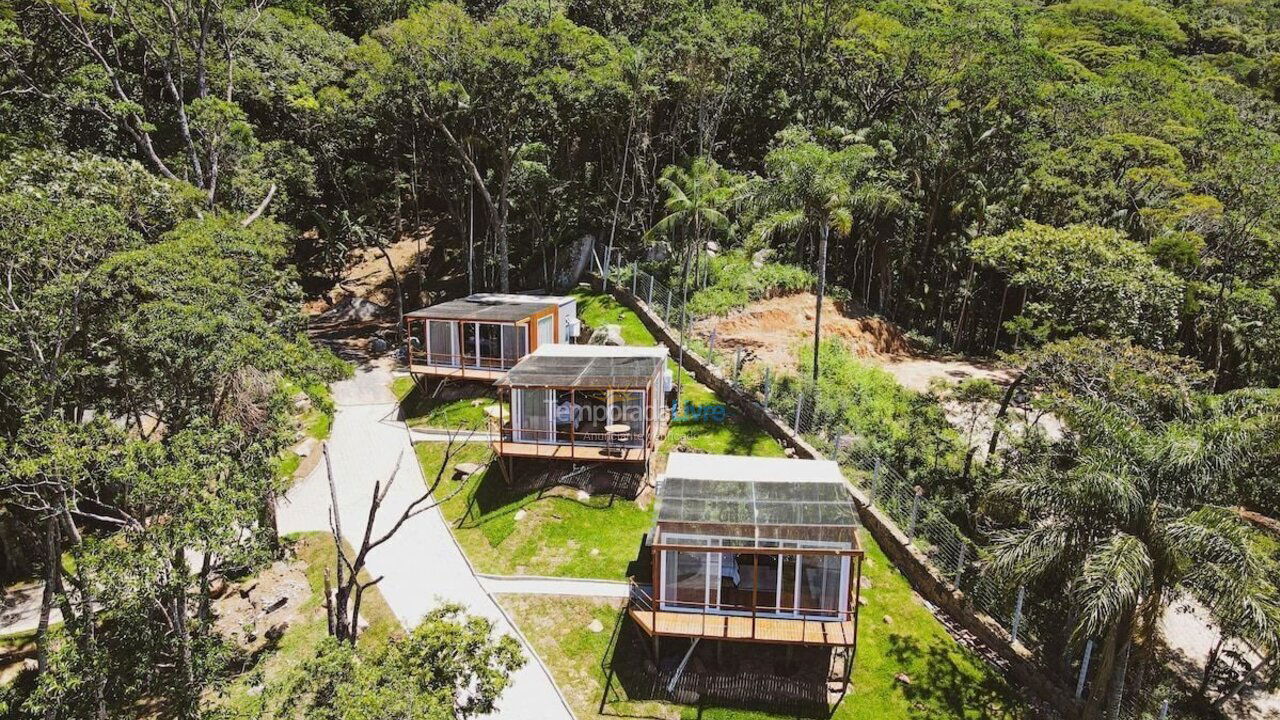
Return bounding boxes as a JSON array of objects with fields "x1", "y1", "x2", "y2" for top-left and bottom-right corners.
[{"x1": 749, "y1": 128, "x2": 901, "y2": 383}]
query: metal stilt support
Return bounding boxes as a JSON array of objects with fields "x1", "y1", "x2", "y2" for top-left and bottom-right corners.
[{"x1": 667, "y1": 638, "x2": 701, "y2": 693}]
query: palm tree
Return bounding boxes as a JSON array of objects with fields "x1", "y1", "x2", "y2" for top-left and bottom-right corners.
[
  {"x1": 749, "y1": 130, "x2": 900, "y2": 385},
  {"x1": 645, "y1": 156, "x2": 737, "y2": 398},
  {"x1": 985, "y1": 392, "x2": 1280, "y2": 720}
]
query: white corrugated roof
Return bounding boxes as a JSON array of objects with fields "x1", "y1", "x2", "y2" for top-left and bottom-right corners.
[{"x1": 664, "y1": 452, "x2": 844, "y2": 484}]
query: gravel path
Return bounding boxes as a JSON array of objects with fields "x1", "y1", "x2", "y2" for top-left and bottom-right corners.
[{"x1": 276, "y1": 360, "x2": 572, "y2": 720}]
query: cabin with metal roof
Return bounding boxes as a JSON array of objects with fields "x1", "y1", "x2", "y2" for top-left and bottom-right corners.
[
  {"x1": 404, "y1": 293, "x2": 579, "y2": 380},
  {"x1": 490, "y1": 344, "x2": 671, "y2": 467},
  {"x1": 630, "y1": 453, "x2": 863, "y2": 653}
]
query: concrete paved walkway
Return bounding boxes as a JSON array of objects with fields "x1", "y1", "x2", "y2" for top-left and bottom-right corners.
[
  {"x1": 409, "y1": 427, "x2": 499, "y2": 443},
  {"x1": 277, "y1": 360, "x2": 572, "y2": 719},
  {"x1": 478, "y1": 574, "x2": 630, "y2": 598}
]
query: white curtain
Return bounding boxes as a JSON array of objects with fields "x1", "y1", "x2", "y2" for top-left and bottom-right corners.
[
  {"x1": 427, "y1": 321, "x2": 457, "y2": 366},
  {"x1": 514, "y1": 388, "x2": 553, "y2": 442}
]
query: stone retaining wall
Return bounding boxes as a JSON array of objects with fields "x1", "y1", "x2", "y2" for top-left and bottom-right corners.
[{"x1": 592, "y1": 276, "x2": 1081, "y2": 719}]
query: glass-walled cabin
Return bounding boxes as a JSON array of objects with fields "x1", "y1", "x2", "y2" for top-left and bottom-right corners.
[
  {"x1": 631, "y1": 453, "x2": 863, "y2": 647},
  {"x1": 405, "y1": 294, "x2": 576, "y2": 381},
  {"x1": 492, "y1": 345, "x2": 669, "y2": 464}
]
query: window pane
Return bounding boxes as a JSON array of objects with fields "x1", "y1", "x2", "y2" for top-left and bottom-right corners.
[
  {"x1": 668, "y1": 551, "x2": 707, "y2": 608},
  {"x1": 515, "y1": 389, "x2": 553, "y2": 442},
  {"x1": 428, "y1": 321, "x2": 456, "y2": 365},
  {"x1": 462, "y1": 323, "x2": 478, "y2": 365},
  {"x1": 800, "y1": 555, "x2": 846, "y2": 616}
]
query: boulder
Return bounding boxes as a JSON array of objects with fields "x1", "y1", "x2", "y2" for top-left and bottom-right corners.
[
  {"x1": 588, "y1": 324, "x2": 625, "y2": 346},
  {"x1": 315, "y1": 296, "x2": 387, "y2": 324},
  {"x1": 751, "y1": 248, "x2": 774, "y2": 268},
  {"x1": 587, "y1": 619, "x2": 605, "y2": 633},
  {"x1": 882, "y1": 615, "x2": 893, "y2": 624},
  {"x1": 647, "y1": 241, "x2": 671, "y2": 263}
]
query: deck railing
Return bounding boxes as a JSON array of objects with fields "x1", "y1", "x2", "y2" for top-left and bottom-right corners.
[
  {"x1": 494, "y1": 425, "x2": 645, "y2": 449},
  {"x1": 407, "y1": 350, "x2": 519, "y2": 371},
  {"x1": 627, "y1": 581, "x2": 856, "y2": 646}
]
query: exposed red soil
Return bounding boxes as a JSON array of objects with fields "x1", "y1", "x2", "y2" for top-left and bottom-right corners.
[{"x1": 692, "y1": 293, "x2": 913, "y2": 371}]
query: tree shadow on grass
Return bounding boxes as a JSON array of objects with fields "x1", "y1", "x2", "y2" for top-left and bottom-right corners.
[
  {"x1": 454, "y1": 459, "x2": 645, "y2": 547},
  {"x1": 883, "y1": 631, "x2": 1024, "y2": 719}
]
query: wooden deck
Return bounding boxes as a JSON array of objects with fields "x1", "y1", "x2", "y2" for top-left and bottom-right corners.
[
  {"x1": 629, "y1": 608, "x2": 856, "y2": 647},
  {"x1": 407, "y1": 363, "x2": 508, "y2": 381},
  {"x1": 490, "y1": 440, "x2": 647, "y2": 463}
]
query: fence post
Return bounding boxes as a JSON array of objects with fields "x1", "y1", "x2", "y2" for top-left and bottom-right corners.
[
  {"x1": 665, "y1": 289, "x2": 673, "y2": 324},
  {"x1": 871, "y1": 458, "x2": 881, "y2": 502},
  {"x1": 907, "y1": 487, "x2": 923, "y2": 539},
  {"x1": 1076, "y1": 640, "x2": 1094, "y2": 699},
  {"x1": 763, "y1": 367, "x2": 773, "y2": 406},
  {"x1": 648, "y1": 275, "x2": 655, "y2": 305},
  {"x1": 793, "y1": 393, "x2": 804, "y2": 434},
  {"x1": 603, "y1": 246, "x2": 611, "y2": 291},
  {"x1": 954, "y1": 543, "x2": 967, "y2": 586},
  {"x1": 1157, "y1": 699, "x2": 1169, "y2": 720},
  {"x1": 708, "y1": 327, "x2": 717, "y2": 360},
  {"x1": 733, "y1": 348, "x2": 743, "y2": 382},
  {"x1": 1011, "y1": 585, "x2": 1026, "y2": 644},
  {"x1": 631, "y1": 262, "x2": 638, "y2": 295}
]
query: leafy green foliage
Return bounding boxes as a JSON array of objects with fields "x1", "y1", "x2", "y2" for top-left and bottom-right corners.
[
  {"x1": 280, "y1": 604, "x2": 524, "y2": 720},
  {"x1": 686, "y1": 252, "x2": 813, "y2": 317},
  {"x1": 972, "y1": 222, "x2": 1184, "y2": 347}
]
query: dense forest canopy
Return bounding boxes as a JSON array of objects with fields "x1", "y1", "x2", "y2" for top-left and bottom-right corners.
[
  {"x1": 2, "y1": 0, "x2": 1278, "y2": 391},
  {"x1": 2, "y1": 0, "x2": 1280, "y2": 717}
]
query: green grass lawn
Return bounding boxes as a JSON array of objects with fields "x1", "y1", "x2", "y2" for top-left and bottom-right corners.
[
  {"x1": 416, "y1": 441, "x2": 654, "y2": 580},
  {"x1": 499, "y1": 533, "x2": 1027, "y2": 720},
  {"x1": 391, "y1": 376, "x2": 502, "y2": 430},
  {"x1": 574, "y1": 289, "x2": 658, "y2": 347},
  {"x1": 211, "y1": 533, "x2": 400, "y2": 717}
]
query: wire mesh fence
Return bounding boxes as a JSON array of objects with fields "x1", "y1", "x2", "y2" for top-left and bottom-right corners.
[{"x1": 607, "y1": 261, "x2": 1203, "y2": 718}]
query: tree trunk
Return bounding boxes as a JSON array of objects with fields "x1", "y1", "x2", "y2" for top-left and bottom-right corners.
[
  {"x1": 1105, "y1": 638, "x2": 1132, "y2": 720},
  {"x1": 35, "y1": 518, "x2": 58, "y2": 674},
  {"x1": 986, "y1": 370, "x2": 1026, "y2": 456},
  {"x1": 374, "y1": 236, "x2": 405, "y2": 338},
  {"x1": 812, "y1": 225, "x2": 829, "y2": 385}
]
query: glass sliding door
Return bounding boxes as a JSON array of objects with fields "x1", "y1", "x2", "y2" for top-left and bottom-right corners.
[
  {"x1": 477, "y1": 323, "x2": 502, "y2": 367},
  {"x1": 426, "y1": 320, "x2": 458, "y2": 366},
  {"x1": 513, "y1": 388, "x2": 553, "y2": 443},
  {"x1": 608, "y1": 390, "x2": 646, "y2": 447},
  {"x1": 500, "y1": 324, "x2": 528, "y2": 367},
  {"x1": 462, "y1": 323, "x2": 479, "y2": 367},
  {"x1": 799, "y1": 554, "x2": 847, "y2": 619},
  {"x1": 664, "y1": 551, "x2": 707, "y2": 609}
]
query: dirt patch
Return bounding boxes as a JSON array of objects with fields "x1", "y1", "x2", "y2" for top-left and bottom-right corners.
[
  {"x1": 693, "y1": 293, "x2": 911, "y2": 371},
  {"x1": 303, "y1": 232, "x2": 432, "y2": 316},
  {"x1": 212, "y1": 559, "x2": 311, "y2": 660}
]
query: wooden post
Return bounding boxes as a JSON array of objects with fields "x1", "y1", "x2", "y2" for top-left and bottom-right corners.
[{"x1": 751, "y1": 552, "x2": 759, "y2": 639}]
